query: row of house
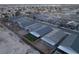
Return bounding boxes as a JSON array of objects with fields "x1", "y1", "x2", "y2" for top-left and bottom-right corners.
[{"x1": 10, "y1": 16, "x2": 79, "y2": 54}]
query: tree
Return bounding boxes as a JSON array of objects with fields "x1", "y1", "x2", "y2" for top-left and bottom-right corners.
[
  {"x1": 15, "y1": 10, "x2": 21, "y2": 16},
  {"x1": 2, "y1": 13, "x2": 9, "y2": 22},
  {"x1": 76, "y1": 11, "x2": 79, "y2": 15}
]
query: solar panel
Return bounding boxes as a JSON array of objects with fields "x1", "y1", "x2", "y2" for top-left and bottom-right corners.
[
  {"x1": 15, "y1": 17, "x2": 35, "y2": 28},
  {"x1": 41, "y1": 30, "x2": 67, "y2": 46},
  {"x1": 25, "y1": 23, "x2": 45, "y2": 31},
  {"x1": 71, "y1": 35, "x2": 79, "y2": 53},
  {"x1": 58, "y1": 33, "x2": 78, "y2": 53},
  {"x1": 35, "y1": 26, "x2": 53, "y2": 37}
]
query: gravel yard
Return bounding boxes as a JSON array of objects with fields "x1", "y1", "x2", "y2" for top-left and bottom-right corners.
[{"x1": 0, "y1": 24, "x2": 40, "y2": 54}]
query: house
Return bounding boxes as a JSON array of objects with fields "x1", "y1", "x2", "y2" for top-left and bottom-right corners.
[
  {"x1": 30, "y1": 26, "x2": 53, "y2": 38},
  {"x1": 24, "y1": 22, "x2": 46, "y2": 32},
  {"x1": 58, "y1": 33, "x2": 78, "y2": 54},
  {"x1": 10, "y1": 16, "x2": 35, "y2": 29},
  {"x1": 41, "y1": 29, "x2": 68, "y2": 48},
  {"x1": 25, "y1": 26, "x2": 53, "y2": 42}
]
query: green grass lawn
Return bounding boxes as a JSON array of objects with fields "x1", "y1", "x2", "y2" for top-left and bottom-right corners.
[{"x1": 24, "y1": 33, "x2": 38, "y2": 42}]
